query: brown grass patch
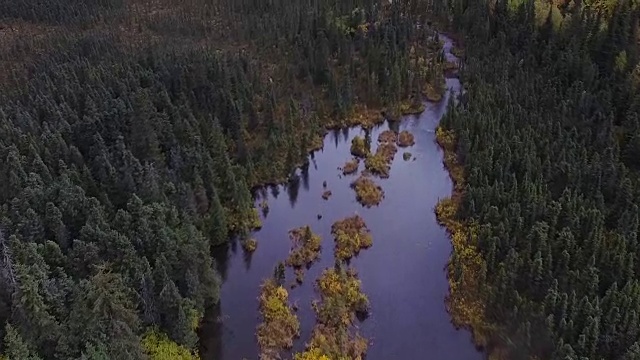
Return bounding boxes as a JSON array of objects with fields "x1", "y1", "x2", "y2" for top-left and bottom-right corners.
[
  {"x1": 397, "y1": 130, "x2": 415, "y2": 147},
  {"x1": 342, "y1": 159, "x2": 359, "y2": 175},
  {"x1": 378, "y1": 130, "x2": 397, "y2": 143}
]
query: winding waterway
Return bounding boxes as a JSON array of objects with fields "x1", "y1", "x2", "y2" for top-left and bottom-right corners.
[{"x1": 199, "y1": 34, "x2": 482, "y2": 360}]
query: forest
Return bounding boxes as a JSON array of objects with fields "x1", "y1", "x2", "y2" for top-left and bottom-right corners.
[
  {"x1": 439, "y1": 0, "x2": 640, "y2": 359},
  {"x1": 3, "y1": 0, "x2": 640, "y2": 358},
  {"x1": 0, "y1": 0, "x2": 450, "y2": 358}
]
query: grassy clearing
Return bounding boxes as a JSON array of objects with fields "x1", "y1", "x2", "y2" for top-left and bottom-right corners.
[
  {"x1": 331, "y1": 215, "x2": 373, "y2": 261},
  {"x1": 294, "y1": 267, "x2": 369, "y2": 360},
  {"x1": 351, "y1": 176, "x2": 384, "y2": 207},
  {"x1": 256, "y1": 279, "x2": 301, "y2": 359},
  {"x1": 342, "y1": 158, "x2": 359, "y2": 175},
  {"x1": 350, "y1": 136, "x2": 370, "y2": 158},
  {"x1": 397, "y1": 130, "x2": 415, "y2": 147}
]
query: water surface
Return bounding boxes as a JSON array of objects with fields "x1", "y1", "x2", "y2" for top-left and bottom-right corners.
[{"x1": 200, "y1": 34, "x2": 482, "y2": 360}]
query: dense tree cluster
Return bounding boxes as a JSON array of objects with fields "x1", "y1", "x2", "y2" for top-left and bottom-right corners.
[
  {"x1": 0, "y1": 0, "x2": 450, "y2": 358},
  {"x1": 442, "y1": 0, "x2": 640, "y2": 358}
]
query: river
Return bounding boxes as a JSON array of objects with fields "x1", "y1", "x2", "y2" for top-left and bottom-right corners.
[{"x1": 199, "y1": 34, "x2": 482, "y2": 360}]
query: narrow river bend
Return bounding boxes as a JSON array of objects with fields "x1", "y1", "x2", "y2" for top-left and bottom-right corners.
[{"x1": 200, "y1": 34, "x2": 482, "y2": 360}]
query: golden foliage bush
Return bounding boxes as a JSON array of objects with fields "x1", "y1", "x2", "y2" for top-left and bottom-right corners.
[
  {"x1": 331, "y1": 216, "x2": 373, "y2": 261},
  {"x1": 295, "y1": 267, "x2": 369, "y2": 360},
  {"x1": 256, "y1": 279, "x2": 301, "y2": 359},
  {"x1": 142, "y1": 329, "x2": 200, "y2": 360}
]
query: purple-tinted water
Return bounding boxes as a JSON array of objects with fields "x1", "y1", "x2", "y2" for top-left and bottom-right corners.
[{"x1": 199, "y1": 34, "x2": 483, "y2": 360}]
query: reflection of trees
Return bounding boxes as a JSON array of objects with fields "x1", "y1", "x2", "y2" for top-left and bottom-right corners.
[
  {"x1": 286, "y1": 174, "x2": 301, "y2": 208},
  {"x1": 242, "y1": 245, "x2": 254, "y2": 271},
  {"x1": 301, "y1": 163, "x2": 310, "y2": 191},
  {"x1": 198, "y1": 302, "x2": 223, "y2": 360},
  {"x1": 211, "y1": 243, "x2": 231, "y2": 283}
]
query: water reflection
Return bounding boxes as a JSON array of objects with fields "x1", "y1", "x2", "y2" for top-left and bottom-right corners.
[
  {"x1": 198, "y1": 303, "x2": 223, "y2": 360},
  {"x1": 286, "y1": 174, "x2": 301, "y2": 208}
]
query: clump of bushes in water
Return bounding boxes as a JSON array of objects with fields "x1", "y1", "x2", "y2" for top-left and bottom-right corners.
[
  {"x1": 286, "y1": 226, "x2": 322, "y2": 270},
  {"x1": 397, "y1": 130, "x2": 415, "y2": 147},
  {"x1": 322, "y1": 190, "x2": 332, "y2": 200},
  {"x1": 378, "y1": 129, "x2": 397, "y2": 143},
  {"x1": 350, "y1": 136, "x2": 369, "y2": 158},
  {"x1": 351, "y1": 176, "x2": 384, "y2": 207},
  {"x1": 342, "y1": 158, "x2": 359, "y2": 175},
  {"x1": 256, "y1": 279, "x2": 301, "y2": 359},
  {"x1": 403, "y1": 152, "x2": 412, "y2": 161},
  {"x1": 242, "y1": 238, "x2": 258, "y2": 253},
  {"x1": 364, "y1": 142, "x2": 397, "y2": 178},
  {"x1": 294, "y1": 267, "x2": 369, "y2": 359},
  {"x1": 331, "y1": 215, "x2": 373, "y2": 260}
]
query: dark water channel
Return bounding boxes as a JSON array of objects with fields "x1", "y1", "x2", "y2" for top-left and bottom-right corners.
[{"x1": 199, "y1": 34, "x2": 482, "y2": 360}]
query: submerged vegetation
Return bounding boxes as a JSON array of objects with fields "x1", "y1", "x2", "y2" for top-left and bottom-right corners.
[
  {"x1": 331, "y1": 215, "x2": 373, "y2": 261},
  {"x1": 403, "y1": 152, "x2": 413, "y2": 161},
  {"x1": 256, "y1": 279, "x2": 301, "y2": 359},
  {"x1": 351, "y1": 176, "x2": 385, "y2": 207}
]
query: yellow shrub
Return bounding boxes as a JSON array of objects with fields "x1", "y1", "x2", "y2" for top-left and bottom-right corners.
[{"x1": 142, "y1": 329, "x2": 199, "y2": 360}]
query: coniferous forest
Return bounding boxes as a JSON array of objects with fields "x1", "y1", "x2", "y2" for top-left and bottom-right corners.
[{"x1": 2, "y1": 0, "x2": 640, "y2": 358}]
